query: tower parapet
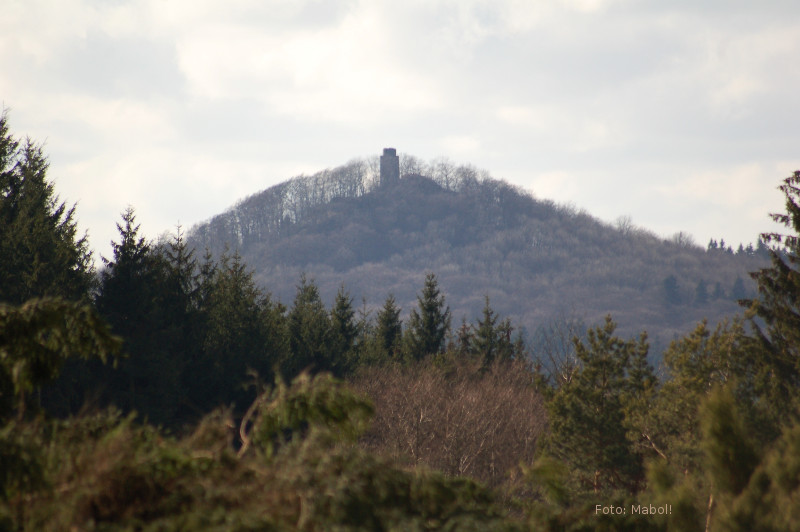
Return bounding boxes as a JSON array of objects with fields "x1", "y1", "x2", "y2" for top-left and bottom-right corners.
[{"x1": 380, "y1": 148, "x2": 400, "y2": 187}]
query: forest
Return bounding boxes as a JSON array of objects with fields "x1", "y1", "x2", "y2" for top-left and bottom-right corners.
[{"x1": 3, "y1": 110, "x2": 800, "y2": 530}]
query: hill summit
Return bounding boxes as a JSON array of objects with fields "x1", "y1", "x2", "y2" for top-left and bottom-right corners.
[{"x1": 188, "y1": 150, "x2": 765, "y2": 348}]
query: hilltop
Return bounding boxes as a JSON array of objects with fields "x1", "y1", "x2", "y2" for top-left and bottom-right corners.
[{"x1": 188, "y1": 153, "x2": 766, "y2": 350}]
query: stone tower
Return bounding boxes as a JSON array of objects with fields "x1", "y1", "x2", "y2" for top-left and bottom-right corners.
[{"x1": 380, "y1": 147, "x2": 400, "y2": 187}]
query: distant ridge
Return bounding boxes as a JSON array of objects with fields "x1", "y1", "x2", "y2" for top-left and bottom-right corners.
[{"x1": 188, "y1": 152, "x2": 766, "y2": 352}]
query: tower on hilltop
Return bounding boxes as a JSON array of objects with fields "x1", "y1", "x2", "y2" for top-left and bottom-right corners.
[{"x1": 380, "y1": 148, "x2": 400, "y2": 187}]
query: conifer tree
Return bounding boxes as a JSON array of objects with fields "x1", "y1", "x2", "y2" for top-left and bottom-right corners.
[
  {"x1": 472, "y1": 296, "x2": 499, "y2": 363},
  {"x1": 95, "y1": 208, "x2": 183, "y2": 424},
  {"x1": 743, "y1": 170, "x2": 800, "y2": 415},
  {"x1": 285, "y1": 275, "x2": 331, "y2": 377},
  {"x1": 405, "y1": 274, "x2": 451, "y2": 361},
  {"x1": 329, "y1": 285, "x2": 358, "y2": 375},
  {"x1": 194, "y1": 249, "x2": 286, "y2": 413},
  {"x1": 544, "y1": 316, "x2": 653, "y2": 494},
  {"x1": 470, "y1": 296, "x2": 518, "y2": 364},
  {"x1": 0, "y1": 111, "x2": 93, "y2": 305},
  {"x1": 452, "y1": 317, "x2": 473, "y2": 358},
  {"x1": 0, "y1": 298, "x2": 120, "y2": 421},
  {"x1": 374, "y1": 294, "x2": 402, "y2": 359}
]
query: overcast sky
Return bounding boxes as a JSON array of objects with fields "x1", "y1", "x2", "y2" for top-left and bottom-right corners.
[{"x1": 2, "y1": 0, "x2": 798, "y2": 261}]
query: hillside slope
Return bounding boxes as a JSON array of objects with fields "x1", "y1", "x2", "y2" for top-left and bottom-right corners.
[{"x1": 188, "y1": 157, "x2": 765, "y2": 350}]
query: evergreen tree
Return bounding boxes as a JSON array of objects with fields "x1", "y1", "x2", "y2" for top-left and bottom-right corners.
[
  {"x1": 405, "y1": 274, "x2": 451, "y2": 361},
  {"x1": 329, "y1": 285, "x2": 358, "y2": 375},
  {"x1": 0, "y1": 111, "x2": 93, "y2": 305},
  {"x1": 285, "y1": 275, "x2": 331, "y2": 377},
  {"x1": 470, "y1": 296, "x2": 517, "y2": 364},
  {"x1": 544, "y1": 316, "x2": 653, "y2": 494},
  {"x1": 194, "y1": 249, "x2": 286, "y2": 413},
  {"x1": 472, "y1": 296, "x2": 499, "y2": 363},
  {"x1": 641, "y1": 320, "x2": 754, "y2": 477},
  {"x1": 743, "y1": 170, "x2": 800, "y2": 416},
  {"x1": 374, "y1": 293, "x2": 402, "y2": 360},
  {"x1": 94, "y1": 208, "x2": 183, "y2": 425},
  {"x1": 0, "y1": 298, "x2": 120, "y2": 421},
  {"x1": 452, "y1": 317, "x2": 473, "y2": 358}
]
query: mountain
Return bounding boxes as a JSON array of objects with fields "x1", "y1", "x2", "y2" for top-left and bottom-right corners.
[{"x1": 187, "y1": 154, "x2": 766, "y2": 352}]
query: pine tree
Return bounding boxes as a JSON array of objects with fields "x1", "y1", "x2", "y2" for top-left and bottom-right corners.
[
  {"x1": 0, "y1": 111, "x2": 93, "y2": 305},
  {"x1": 544, "y1": 316, "x2": 653, "y2": 494},
  {"x1": 405, "y1": 274, "x2": 451, "y2": 361}
]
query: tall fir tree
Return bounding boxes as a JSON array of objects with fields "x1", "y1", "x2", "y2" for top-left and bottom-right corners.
[
  {"x1": 94, "y1": 207, "x2": 184, "y2": 425},
  {"x1": 285, "y1": 275, "x2": 331, "y2": 377},
  {"x1": 0, "y1": 111, "x2": 93, "y2": 305},
  {"x1": 470, "y1": 296, "x2": 518, "y2": 364},
  {"x1": 374, "y1": 294, "x2": 402, "y2": 360},
  {"x1": 193, "y1": 249, "x2": 285, "y2": 413},
  {"x1": 329, "y1": 284, "x2": 358, "y2": 375},
  {"x1": 743, "y1": 170, "x2": 800, "y2": 417},
  {"x1": 405, "y1": 273, "x2": 451, "y2": 361}
]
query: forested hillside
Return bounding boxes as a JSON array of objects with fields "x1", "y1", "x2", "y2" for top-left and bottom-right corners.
[{"x1": 189, "y1": 155, "x2": 767, "y2": 346}]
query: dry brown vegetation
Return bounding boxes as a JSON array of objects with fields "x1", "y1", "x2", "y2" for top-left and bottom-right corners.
[{"x1": 350, "y1": 359, "x2": 547, "y2": 491}]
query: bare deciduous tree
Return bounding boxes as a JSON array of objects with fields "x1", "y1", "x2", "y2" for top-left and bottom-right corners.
[{"x1": 350, "y1": 359, "x2": 546, "y2": 489}]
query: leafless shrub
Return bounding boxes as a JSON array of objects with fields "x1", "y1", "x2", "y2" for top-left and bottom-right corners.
[{"x1": 350, "y1": 358, "x2": 547, "y2": 489}]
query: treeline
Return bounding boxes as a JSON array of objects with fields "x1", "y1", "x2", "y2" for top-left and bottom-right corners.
[{"x1": 45, "y1": 202, "x2": 529, "y2": 428}]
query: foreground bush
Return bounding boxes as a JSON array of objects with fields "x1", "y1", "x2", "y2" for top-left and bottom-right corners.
[{"x1": 1, "y1": 372, "x2": 519, "y2": 531}]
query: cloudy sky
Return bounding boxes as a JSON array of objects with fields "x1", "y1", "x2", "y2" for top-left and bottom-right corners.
[{"x1": 2, "y1": 0, "x2": 798, "y2": 260}]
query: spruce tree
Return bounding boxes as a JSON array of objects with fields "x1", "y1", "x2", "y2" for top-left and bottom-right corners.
[
  {"x1": 329, "y1": 285, "x2": 358, "y2": 375},
  {"x1": 374, "y1": 294, "x2": 402, "y2": 359},
  {"x1": 743, "y1": 170, "x2": 800, "y2": 415},
  {"x1": 95, "y1": 208, "x2": 183, "y2": 425},
  {"x1": 405, "y1": 273, "x2": 451, "y2": 361},
  {"x1": 193, "y1": 249, "x2": 286, "y2": 413},
  {"x1": 0, "y1": 111, "x2": 92, "y2": 305},
  {"x1": 472, "y1": 296, "x2": 499, "y2": 363},
  {"x1": 285, "y1": 275, "x2": 331, "y2": 377}
]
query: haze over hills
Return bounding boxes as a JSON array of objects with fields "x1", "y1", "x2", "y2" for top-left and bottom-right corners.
[{"x1": 188, "y1": 150, "x2": 767, "y2": 352}]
